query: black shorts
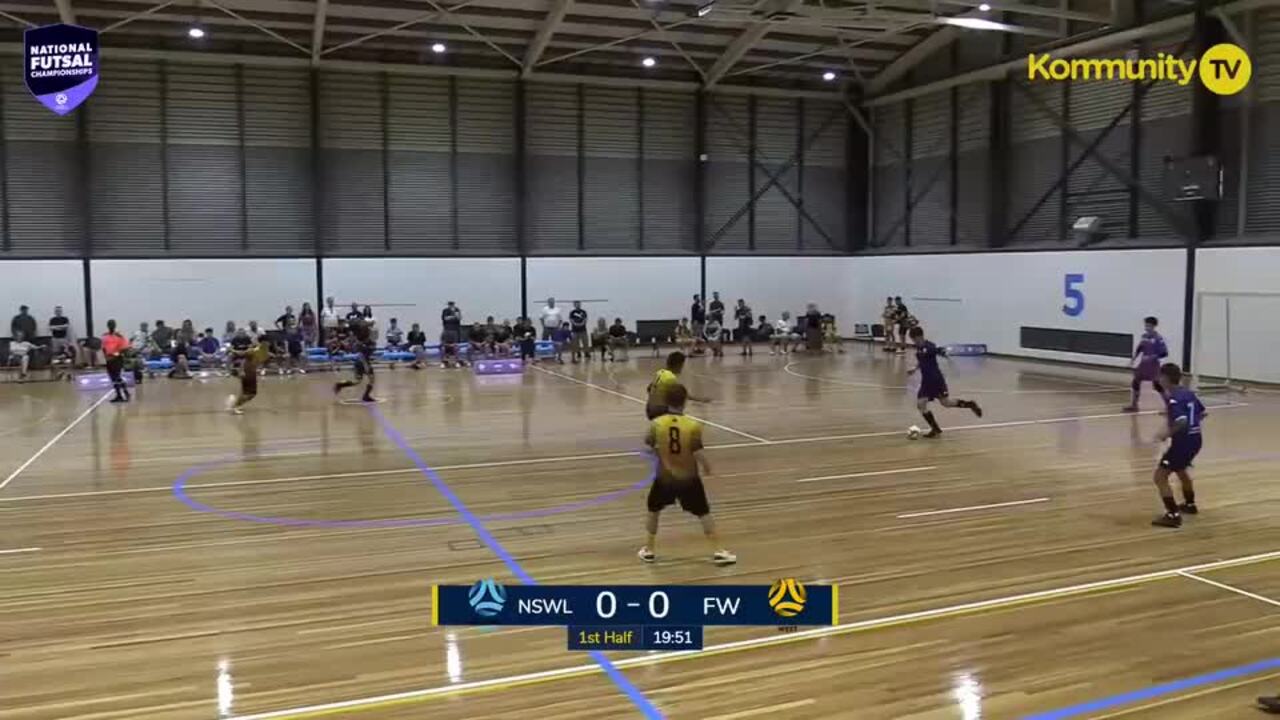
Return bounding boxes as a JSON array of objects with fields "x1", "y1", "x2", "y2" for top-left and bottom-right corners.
[
  {"x1": 1161, "y1": 436, "x2": 1202, "y2": 472},
  {"x1": 241, "y1": 367, "x2": 259, "y2": 396},
  {"x1": 917, "y1": 379, "x2": 949, "y2": 401},
  {"x1": 105, "y1": 356, "x2": 124, "y2": 381},
  {"x1": 353, "y1": 356, "x2": 373, "y2": 381},
  {"x1": 645, "y1": 404, "x2": 667, "y2": 420},
  {"x1": 647, "y1": 475, "x2": 710, "y2": 517}
]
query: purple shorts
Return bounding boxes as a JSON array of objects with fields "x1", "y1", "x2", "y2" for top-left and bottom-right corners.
[{"x1": 1134, "y1": 359, "x2": 1160, "y2": 382}]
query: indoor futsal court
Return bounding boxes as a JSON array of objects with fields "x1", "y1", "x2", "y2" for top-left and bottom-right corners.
[{"x1": 4, "y1": 0, "x2": 1280, "y2": 719}]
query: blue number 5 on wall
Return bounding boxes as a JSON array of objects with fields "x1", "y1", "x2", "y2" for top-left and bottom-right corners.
[{"x1": 1063, "y1": 273, "x2": 1085, "y2": 316}]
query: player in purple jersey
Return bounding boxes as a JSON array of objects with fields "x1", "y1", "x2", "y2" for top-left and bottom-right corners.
[
  {"x1": 1123, "y1": 316, "x2": 1168, "y2": 413},
  {"x1": 1150, "y1": 364, "x2": 1207, "y2": 529},
  {"x1": 907, "y1": 327, "x2": 982, "y2": 438}
]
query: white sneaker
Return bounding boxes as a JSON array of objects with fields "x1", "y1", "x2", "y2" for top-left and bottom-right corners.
[
  {"x1": 637, "y1": 547, "x2": 656, "y2": 563},
  {"x1": 713, "y1": 550, "x2": 737, "y2": 566},
  {"x1": 231, "y1": 406, "x2": 244, "y2": 416}
]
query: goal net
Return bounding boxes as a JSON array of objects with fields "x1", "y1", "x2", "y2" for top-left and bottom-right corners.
[{"x1": 1192, "y1": 291, "x2": 1280, "y2": 392}]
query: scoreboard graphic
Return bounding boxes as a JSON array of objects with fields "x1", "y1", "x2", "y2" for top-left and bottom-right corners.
[{"x1": 433, "y1": 579, "x2": 838, "y2": 652}]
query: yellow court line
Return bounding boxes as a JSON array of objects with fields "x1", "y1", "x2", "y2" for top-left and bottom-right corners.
[
  {"x1": 831, "y1": 585, "x2": 839, "y2": 626},
  {"x1": 431, "y1": 586, "x2": 439, "y2": 626},
  {"x1": 230, "y1": 549, "x2": 1280, "y2": 720}
]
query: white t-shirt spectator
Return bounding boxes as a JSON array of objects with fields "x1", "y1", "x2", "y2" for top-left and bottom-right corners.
[
  {"x1": 320, "y1": 305, "x2": 339, "y2": 329},
  {"x1": 540, "y1": 305, "x2": 563, "y2": 332},
  {"x1": 775, "y1": 319, "x2": 791, "y2": 337}
]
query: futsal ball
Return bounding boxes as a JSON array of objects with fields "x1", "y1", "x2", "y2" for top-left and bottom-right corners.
[{"x1": 907, "y1": 425, "x2": 923, "y2": 440}]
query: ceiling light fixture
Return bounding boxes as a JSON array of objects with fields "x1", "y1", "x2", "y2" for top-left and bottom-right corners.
[
  {"x1": 187, "y1": 25, "x2": 206, "y2": 39},
  {"x1": 642, "y1": 56, "x2": 657, "y2": 68},
  {"x1": 978, "y1": 3, "x2": 992, "y2": 11},
  {"x1": 431, "y1": 42, "x2": 447, "y2": 54},
  {"x1": 822, "y1": 70, "x2": 836, "y2": 81},
  {"x1": 941, "y1": 16, "x2": 1008, "y2": 31},
  {"x1": 696, "y1": 1, "x2": 715, "y2": 17}
]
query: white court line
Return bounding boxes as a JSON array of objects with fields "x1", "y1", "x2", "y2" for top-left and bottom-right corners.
[
  {"x1": 796, "y1": 466, "x2": 936, "y2": 483},
  {"x1": 0, "y1": 402, "x2": 1250, "y2": 503},
  {"x1": 532, "y1": 365, "x2": 772, "y2": 444},
  {"x1": 0, "y1": 391, "x2": 113, "y2": 493},
  {"x1": 896, "y1": 497, "x2": 1050, "y2": 519},
  {"x1": 227, "y1": 547, "x2": 1280, "y2": 720},
  {"x1": 782, "y1": 360, "x2": 1129, "y2": 395},
  {"x1": 0, "y1": 547, "x2": 40, "y2": 555},
  {"x1": 1178, "y1": 570, "x2": 1280, "y2": 609}
]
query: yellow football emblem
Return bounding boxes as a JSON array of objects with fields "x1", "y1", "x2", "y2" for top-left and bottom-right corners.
[{"x1": 768, "y1": 578, "x2": 807, "y2": 618}]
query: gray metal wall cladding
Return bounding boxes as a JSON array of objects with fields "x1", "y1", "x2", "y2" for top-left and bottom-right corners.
[
  {"x1": 3, "y1": 56, "x2": 852, "y2": 258},
  {"x1": 863, "y1": 9, "x2": 1280, "y2": 249}
]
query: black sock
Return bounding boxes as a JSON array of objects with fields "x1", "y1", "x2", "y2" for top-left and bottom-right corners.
[
  {"x1": 336, "y1": 381, "x2": 355, "y2": 390},
  {"x1": 955, "y1": 400, "x2": 972, "y2": 410},
  {"x1": 1183, "y1": 490, "x2": 1196, "y2": 505},
  {"x1": 922, "y1": 411, "x2": 941, "y2": 432},
  {"x1": 1161, "y1": 495, "x2": 1180, "y2": 515}
]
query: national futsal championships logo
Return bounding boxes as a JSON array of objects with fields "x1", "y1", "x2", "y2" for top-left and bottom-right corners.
[
  {"x1": 768, "y1": 578, "x2": 807, "y2": 618},
  {"x1": 467, "y1": 578, "x2": 507, "y2": 618},
  {"x1": 1027, "y1": 43, "x2": 1251, "y2": 96}
]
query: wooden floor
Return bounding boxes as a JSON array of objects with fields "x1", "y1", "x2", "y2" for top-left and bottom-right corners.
[{"x1": 2, "y1": 345, "x2": 1279, "y2": 719}]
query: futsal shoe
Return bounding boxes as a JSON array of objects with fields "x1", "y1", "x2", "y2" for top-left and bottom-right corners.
[
  {"x1": 1121, "y1": 405, "x2": 1139, "y2": 413},
  {"x1": 1257, "y1": 696, "x2": 1280, "y2": 713},
  {"x1": 1179, "y1": 502, "x2": 1199, "y2": 515},
  {"x1": 637, "y1": 547, "x2": 656, "y2": 563},
  {"x1": 969, "y1": 401, "x2": 983, "y2": 418},
  {"x1": 923, "y1": 429, "x2": 942, "y2": 439},
  {"x1": 713, "y1": 550, "x2": 737, "y2": 566},
  {"x1": 1151, "y1": 512, "x2": 1182, "y2": 528}
]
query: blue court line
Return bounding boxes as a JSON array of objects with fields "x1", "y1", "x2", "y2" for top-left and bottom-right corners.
[
  {"x1": 1023, "y1": 656, "x2": 1280, "y2": 719},
  {"x1": 368, "y1": 405, "x2": 665, "y2": 720}
]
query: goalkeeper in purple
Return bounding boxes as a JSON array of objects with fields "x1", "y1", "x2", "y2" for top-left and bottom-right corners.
[{"x1": 1123, "y1": 316, "x2": 1168, "y2": 412}]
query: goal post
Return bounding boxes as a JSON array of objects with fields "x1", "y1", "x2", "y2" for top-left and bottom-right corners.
[{"x1": 1192, "y1": 291, "x2": 1280, "y2": 392}]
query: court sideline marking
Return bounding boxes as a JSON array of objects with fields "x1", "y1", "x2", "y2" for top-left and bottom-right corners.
[
  {"x1": 363, "y1": 404, "x2": 665, "y2": 720},
  {"x1": 228, "y1": 547, "x2": 1280, "y2": 720},
  {"x1": 0, "y1": 402, "x2": 1250, "y2": 502},
  {"x1": 0, "y1": 390, "x2": 113, "y2": 492},
  {"x1": 532, "y1": 365, "x2": 772, "y2": 444},
  {"x1": 896, "y1": 497, "x2": 1050, "y2": 519},
  {"x1": 0, "y1": 547, "x2": 40, "y2": 555},
  {"x1": 795, "y1": 466, "x2": 936, "y2": 483},
  {"x1": 1177, "y1": 570, "x2": 1280, "y2": 609}
]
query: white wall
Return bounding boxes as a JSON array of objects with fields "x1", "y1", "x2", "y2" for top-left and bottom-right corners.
[
  {"x1": 1195, "y1": 247, "x2": 1280, "y2": 383},
  {"x1": 323, "y1": 258, "x2": 520, "y2": 339},
  {"x1": 0, "y1": 260, "x2": 86, "y2": 338},
  {"x1": 526, "y1": 257, "x2": 699, "y2": 328},
  {"x1": 845, "y1": 250, "x2": 1186, "y2": 367},
  {"x1": 706, "y1": 256, "x2": 857, "y2": 328},
  {"x1": 92, "y1": 259, "x2": 316, "y2": 336}
]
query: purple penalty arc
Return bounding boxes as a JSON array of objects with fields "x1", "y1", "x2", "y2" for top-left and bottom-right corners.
[{"x1": 172, "y1": 451, "x2": 653, "y2": 529}]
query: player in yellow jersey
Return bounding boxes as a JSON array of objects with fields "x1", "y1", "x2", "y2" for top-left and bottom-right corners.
[
  {"x1": 639, "y1": 385, "x2": 736, "y2": 566},
  {"x1": 645, "y1": 351, "x2": 710, "y2": 420},
  {"x1": 225, "y1": 329, "x2": 268, "y2": 415}
]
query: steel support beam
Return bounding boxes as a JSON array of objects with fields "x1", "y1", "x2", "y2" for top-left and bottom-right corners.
[
  {"x1": 54, "y1": 0, "x2": 75, "y2": 24},
  {"x1": 523, "y1": 0, "x2": 573, "y2": 77},
  {"x1": 311, "y1": 0, "x2": 328, "y2": 65},
  {"x1": 705, "y1": 23, "x2": 772, "y2": 88}
]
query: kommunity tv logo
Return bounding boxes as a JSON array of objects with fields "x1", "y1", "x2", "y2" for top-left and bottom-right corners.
[{"x1": 1027, "y1": 43, "x2": 1251, "y2": 96}]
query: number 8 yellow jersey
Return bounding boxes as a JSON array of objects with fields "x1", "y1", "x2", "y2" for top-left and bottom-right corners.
[{"x1": 645, "y1": 414, "x2": 703, "y2": 481}]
